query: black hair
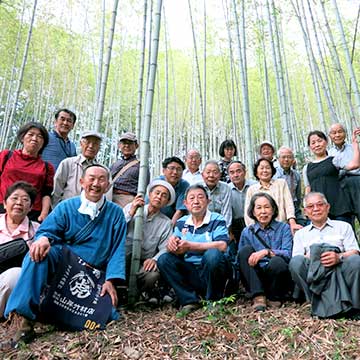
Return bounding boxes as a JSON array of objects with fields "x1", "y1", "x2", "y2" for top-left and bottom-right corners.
[
  {"x1": 185, "y1": 184, "x2": 209, "y2": 199},
  {"x1": 228, "y1": 160, "x2": 246, "y2": 172},
  {"x1": 247, "y1": 192, "x2": 279, "y2": 222},
  {"x1": 55, "y1": 108, "x2": 77, "y2": 123},
  {"x1": 219, "y1": 139, "x2": 237, "y2": 157},
  {"x1": 17, "y1": 122, "x2": 49, "y2": 154},
  {"x1": 5, "y1": 181, "x2": 37, "y2": 206},
  {"x1": 82, "y1": 164, "x2": 111, "y2": 180},
  {"x1": 307, "y1": 130, "x2": 327, "y2": 146},
  {"x1": 253, "y1": 158, "x2": 276, "y2": 180},
  {"x1": 162, "y1": 156, "x2": 185, "y2": 170}
]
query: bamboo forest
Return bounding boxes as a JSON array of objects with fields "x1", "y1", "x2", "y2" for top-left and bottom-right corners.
[
  {"x1": 1, "y1": 0, "x2": 360, "y2": 358},
  {"x1": 1, "y1": 0, "x2": 359, "y2": 173}
]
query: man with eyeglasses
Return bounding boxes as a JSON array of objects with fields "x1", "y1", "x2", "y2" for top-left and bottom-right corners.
[
  {"x1": 328, "y1": 123, "x2": 360, "y2": 223},
  {"x1": 52, "y1": 131, "x2": 103, "y2": 207},
  {"x1": 42, "y1": 109, "x2": 77, "y2": 170},
  {"x1": 182, "y1": 149, "x2": 203, "y2": 185},
  {"x1": 289, "y1": 192, "x2": 360, "y2": 318},
  {"x1": 154, "y1": 157, "x2": 189, "y2": 226},
  {"x1": 273, "y1": 146, "x2": 306, "y2": 226}
]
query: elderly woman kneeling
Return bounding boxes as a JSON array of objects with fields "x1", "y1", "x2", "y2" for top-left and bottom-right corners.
[
  {"x1": 237, "y1": 192, "x2": 293, "y2": 312},
  {"x1": 0, "y1": 182, "x2": 39, "y2": 318}
]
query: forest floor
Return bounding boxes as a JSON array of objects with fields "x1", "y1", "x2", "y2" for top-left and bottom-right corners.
[{"x1": 1, "y1": 296, "x2": 360, "y2": 360}]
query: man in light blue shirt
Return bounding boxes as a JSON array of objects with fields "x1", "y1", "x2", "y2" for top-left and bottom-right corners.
[
  {"x1": 328, "y1": 123, "x2": 360, "y2": 223},
  {"x1": 42, "y1": 109, "x2": 77, "y2": 170},
  {"x1": 157, "y1": 184, "x2": 229, "y2": 316}
]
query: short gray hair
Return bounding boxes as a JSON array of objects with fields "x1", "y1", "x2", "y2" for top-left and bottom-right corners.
[
  {"x1": 277, "y1": 146, "x2": 294, "y2": 158},
  {"x1": 303, "y1": 192, "x2": 328, "y2": 208},
  {"x1": 203, "y1": 160, "x2": 220, "y2": 172}
]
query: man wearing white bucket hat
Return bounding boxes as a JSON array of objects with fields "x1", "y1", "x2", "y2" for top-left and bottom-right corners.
[{"x1": 123, "y1": 180, "x2": 176, "y2": 297}]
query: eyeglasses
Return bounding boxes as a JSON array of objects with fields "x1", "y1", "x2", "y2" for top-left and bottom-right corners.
[
  {"x1": 279, "y1": 155, "x2": 294, "y2": 159},
  {"x1": 305, "y1": 202, "x2": 327, "y2": 210},
  {"x1": 166, "y1": 166, "x2": 183, "y2": 173}
]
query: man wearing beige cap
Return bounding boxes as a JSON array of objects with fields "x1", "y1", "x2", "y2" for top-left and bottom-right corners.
[
  {"x1": 123, "y1": 179, "x2": 175, "y2": 301},
  {"x1": 110, "y1": 132, "x2": 146, "y2": 207},
  {"x1": 52, "y1": 130, "x2": 102, "y2": 206}
]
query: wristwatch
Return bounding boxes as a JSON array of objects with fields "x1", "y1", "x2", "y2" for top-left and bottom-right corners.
[{"x1": 339, "y1": 254, "x2": 344, "y2": 263}]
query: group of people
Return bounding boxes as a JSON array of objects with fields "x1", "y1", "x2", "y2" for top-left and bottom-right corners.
[{"x1": 0, "y1": 109, "x2": 360, "y2": 350}]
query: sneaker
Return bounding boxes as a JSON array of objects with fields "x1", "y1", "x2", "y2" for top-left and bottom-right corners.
[
  {"x1": 252, "y1": 295, "x2": 267, "y2": 312},
  {"x1": 176, "y1": 303, "x2": 201, "y2": 318},
  {"x1": 0, "y1": 312, "x2": 35, "y2": 350}
]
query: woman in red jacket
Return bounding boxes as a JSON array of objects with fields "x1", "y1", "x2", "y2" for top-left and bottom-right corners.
[{"x1": 0, "y1": 122, "x2": 55, "y2": 222}]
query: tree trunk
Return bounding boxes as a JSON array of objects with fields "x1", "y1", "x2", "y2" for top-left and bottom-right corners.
[
  {"x1": 128, "y1": 0, "x2": 163, "y2": 305},
  {"x1": 3, "y1": 0, "x2": 38, "y2": 149},
  {"x1": 232, "y1": 0, "x2": 253, "y2": 169},
  {"x1": 94, "y1": 0, "x2": 119, "y2": 132},
  {"x1": 331, "y1": 0, "x2": 360, "y2": 118},
  {"x1": 135, "y1": 0, "x2": 148, "y2": 142}
]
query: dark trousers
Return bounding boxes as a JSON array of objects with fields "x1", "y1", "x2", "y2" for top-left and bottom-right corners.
[
  {"x1": 237, "y1": 245, "x2": 292, "y2": 300},
  {"x1": 157, "y1": 249, "x2": 229, "y2": 306}
]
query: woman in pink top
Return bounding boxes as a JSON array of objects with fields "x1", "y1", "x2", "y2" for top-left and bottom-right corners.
[{"x1": 0, "y1": 182, "x2": 39, "y2": 318}]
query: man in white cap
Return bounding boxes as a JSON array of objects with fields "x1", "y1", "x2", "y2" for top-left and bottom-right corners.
[
  {"x1": 52, "y1": 130, "x2": 102, "y2": 206},
  {"x1": 123, "y1": 179, "x2": 175, "y2": 299},
  {"x1": 259, "y1": 141, "x2": 276, "y2": 162},
  {"x1": 110, "y1": 132, "x2": 146, "y2": 207}
]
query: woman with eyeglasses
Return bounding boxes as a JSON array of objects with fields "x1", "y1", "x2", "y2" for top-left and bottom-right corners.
[
  {"x1": 0, "y1": 182, "x2": 39, "y2": 318},
  {"x1": 0, "y1": 122, "x2": 55, "y2": 222},
  {"x1": 303, "y1": 129, "x2": 360, "y2": 224}
]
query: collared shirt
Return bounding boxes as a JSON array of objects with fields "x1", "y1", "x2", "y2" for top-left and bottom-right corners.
[
  {"x1": 328, "y1": 143, "x2": 360, "y2": 176},
  {"x1": 273, "y1": 167, "x2": 302, "y2": 211},
  {"x1": 182, "y1": 168, "x2": 203, "y2": 185},
  {"x1": 110, "y1": 154, "x2": 144, "y2": 195},
  {"x1": 0, "y1": 214, "x2": 39, "y2": 244},
  {"x1": 239, "y1": 220, "x2": 293, "y2": 266},
  {"x1": 229, "y1": 179, "x2": 256, "y2": 220},
  {"x1": 124, "y1": 204, "x2": 172, "y2": 261},
  {"x1": 292, "y1": 218, "x2": 359, "y2": 257},
  {"x1": 174, "y1": 210, "x2": 229, "y2": 265},
  {"x1": 244, "y1": 179, "x2": 295, "y2": 226},
  {"x1": 154, "y1": 176, "x2": 189, "y2": 219},
  {"x1": 41, "y1": 130, "x2": 76, "y2": 170},
  {"x1": 202, "y1": 181, "x2": 232, "y2": 228},
  {"x1": 52, "y1": 154, "x2": 97, "y2": 206}
]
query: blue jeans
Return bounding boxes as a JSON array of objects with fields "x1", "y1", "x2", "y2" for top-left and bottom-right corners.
[
  {"x1": 4, "y1": 245, "x2": 119, "y2": 322},
  {"x1": 5, "y1": 245, "x2": 63, "y2": 320},
  {"x1": 157, "y1": 249, "x2": 229, "y2": 306}
]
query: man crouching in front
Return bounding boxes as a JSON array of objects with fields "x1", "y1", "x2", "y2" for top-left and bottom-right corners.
[
  {"x1": 157, "y1": 184, "x2": 229, "y2": 317},
  {"x1": 1, "y1": 164, "x2": 126, "y2": 349}
]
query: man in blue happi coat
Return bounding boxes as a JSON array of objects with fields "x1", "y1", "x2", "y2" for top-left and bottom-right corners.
[{"x1": 2, "y1": 164, "x2": 126, "y2": 349}]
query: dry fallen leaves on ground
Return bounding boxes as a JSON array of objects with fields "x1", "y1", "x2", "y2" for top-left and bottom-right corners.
[{"x1": 1, "y1": 300, "x2": 360, "y2": 360}]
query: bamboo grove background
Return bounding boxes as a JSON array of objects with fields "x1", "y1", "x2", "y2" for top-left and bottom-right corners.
[{"x1": 0, "y1": 0, "x2": 359, "y2": 175}]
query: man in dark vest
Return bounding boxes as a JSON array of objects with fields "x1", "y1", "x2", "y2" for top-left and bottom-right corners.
[{"x1": 110, "y1": 132, "x2": 146, "y2": 208}]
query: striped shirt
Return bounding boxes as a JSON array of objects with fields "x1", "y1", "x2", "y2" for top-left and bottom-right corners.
[{"x1": 174, "y1": 210, "x2": 229, "y2": 265}]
